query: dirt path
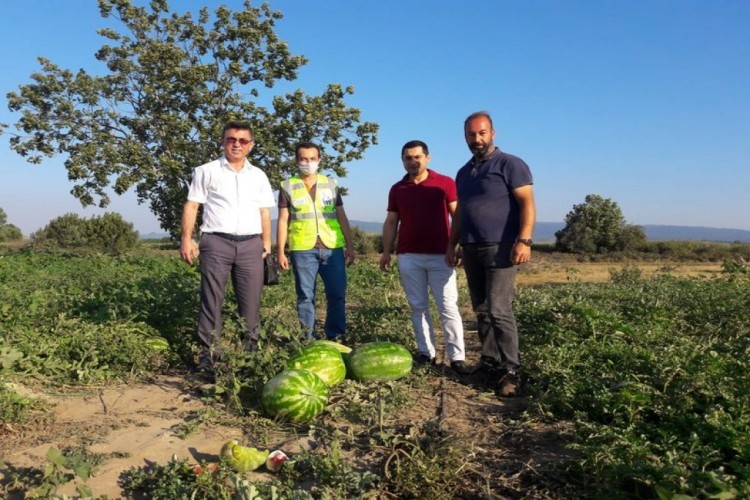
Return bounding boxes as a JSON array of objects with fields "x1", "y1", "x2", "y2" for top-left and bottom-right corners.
[
  {"x1": 2, "y1": 374, "x2": 246, "y2": 498},
  {"x1": 2, "y1": 365, "x2": 575, "y2": 499}
]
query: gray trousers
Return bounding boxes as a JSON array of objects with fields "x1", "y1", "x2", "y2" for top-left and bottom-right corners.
[
  {"x1": 198, "y1": 233, "x2": 264, "y2": 356},
  {"x1": 461, "y1": 242, "x2": 520, "y2": 370}
]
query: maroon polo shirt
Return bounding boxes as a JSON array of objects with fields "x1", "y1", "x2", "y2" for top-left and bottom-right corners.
[{"x1": 387, "y1": 169, "x2": 456, "y2": 254}]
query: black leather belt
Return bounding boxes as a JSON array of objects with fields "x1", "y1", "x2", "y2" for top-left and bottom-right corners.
[{"x1": 207, "y1": 232, "x2": 258, "y2": 242}]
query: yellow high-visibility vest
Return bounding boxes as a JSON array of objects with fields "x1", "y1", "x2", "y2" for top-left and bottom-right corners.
[{"x1": 281, "y1": 174, "x2": 345, "y2": 250}]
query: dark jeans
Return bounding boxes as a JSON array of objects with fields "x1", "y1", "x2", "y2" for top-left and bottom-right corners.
[
  {"x1": 290, "y1": 248, "x2": 347, "y2": 339},
  {"x1": 198, "y1": 233, "x2": 264, "y2": 358},
  {"x1": 461, "y1": 242, "x2": 520, "y2": 371}
]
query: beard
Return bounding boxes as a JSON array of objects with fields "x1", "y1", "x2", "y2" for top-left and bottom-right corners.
[{"x1": 469, "y1": 142, "x2": 490, "y2": 158}]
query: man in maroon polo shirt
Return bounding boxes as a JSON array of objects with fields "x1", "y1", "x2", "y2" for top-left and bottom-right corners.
[{"x1": 379, "y1": 140, "x2": 470, "y2": 374}]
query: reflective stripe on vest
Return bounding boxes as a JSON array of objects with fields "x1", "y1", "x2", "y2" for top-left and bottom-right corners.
[{"x1": 281, "y1": 174, "x2": 345, "y2": 250}]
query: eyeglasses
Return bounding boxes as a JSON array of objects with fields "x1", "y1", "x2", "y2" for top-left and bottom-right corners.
[{"x1": 224, "y1": 137, "x2": 253, "y2": 146}]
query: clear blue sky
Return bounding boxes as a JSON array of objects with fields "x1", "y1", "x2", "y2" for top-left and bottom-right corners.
[{"x1": 1, "y1": 0, "x2": 748, "y2": 236}]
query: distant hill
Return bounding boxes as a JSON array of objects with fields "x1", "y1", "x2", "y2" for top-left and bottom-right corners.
[
  {"x1": 140, "y1": 221, "x2": 750, "y2": 244},
  {"x1": 534, "y1": 222, "x2": 750, "y2": 244},
  {"x1": 346, "y1": 220, "x2": 383, "y2": 234},
  {"x1": 140, "y1": 232, "x2": 170, "y2": 240},
  {"x1": 353, "y1": 221, "x2": 750, "y2": 244},
  {"x1": 138, "y1": 222, "x2": 383, "y2": 241},
  {"x1": 641, "y1": 225, "x2": 750, "y2": 243}
]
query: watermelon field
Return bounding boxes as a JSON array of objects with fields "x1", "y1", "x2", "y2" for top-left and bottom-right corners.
[{"x1": 1, "y1": 246, "x2": 749, "y2": 498}]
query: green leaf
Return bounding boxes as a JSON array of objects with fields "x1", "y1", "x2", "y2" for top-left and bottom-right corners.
[{"x1": 46, "y1": 447, "x2": 66, "y2": 467}]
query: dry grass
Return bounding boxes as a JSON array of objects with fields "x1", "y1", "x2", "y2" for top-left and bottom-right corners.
[
  {"x1": 360, "y1": 250, "x2": 726, "y2": 287},
  {"x1": 518, "y1": 257, "x2": 723, "y2": 285}
]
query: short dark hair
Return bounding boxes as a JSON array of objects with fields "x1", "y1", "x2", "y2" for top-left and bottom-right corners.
[
  {"x1": 222, "y1": 120, "x2": 253, "y2": 137},
  {"x1": 401, "y1": 140, "x2": 429, "y2": 157},
  {"x1": 295, "y1": 142, "x2": 321, "y2": 160},
  {"x1": 463, "y1": 111, "x2": 494, "y2": 131}
]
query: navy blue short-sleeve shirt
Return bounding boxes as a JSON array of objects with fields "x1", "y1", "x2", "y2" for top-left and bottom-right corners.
[{"x1": 455, "y1": 149, "x2": 533, "y2": 244}]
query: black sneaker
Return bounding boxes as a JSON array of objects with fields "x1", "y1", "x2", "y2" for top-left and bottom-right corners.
[
  {"x1": 197, "y1": 347, "x2": 223, "y2": 372},
  {"x1": 415, "y1": 354, "x2": 436, "y2": 366},
  {"x1": 242, "y1": 337, "x2": 258, "y2": 352},
  {"x1": 195, "y1": 353, "x2": 215, "y2": 382},
  {"x1": 450, "y1": 360, "x2": 473, "y2": 375},
  {"x1": 197, "y1": 351, "x2": 214, "y2": 371},
  {"x1": 497, "y1": 369, "x2": 521, "y2": 398}
]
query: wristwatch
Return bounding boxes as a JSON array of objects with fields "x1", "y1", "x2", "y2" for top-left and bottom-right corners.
[{"x1": 517, "y1": 238, "x2": 533, "y2": 246}]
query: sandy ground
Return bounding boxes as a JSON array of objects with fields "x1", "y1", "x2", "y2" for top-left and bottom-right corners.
[{"x1": 2, "y1": 374, "x2": 248, "y2": 498}]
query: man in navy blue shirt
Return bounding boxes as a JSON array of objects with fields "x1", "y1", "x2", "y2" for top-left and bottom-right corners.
[{"x1": 447, "y1": 111, "x2": 536, "y2": 397}]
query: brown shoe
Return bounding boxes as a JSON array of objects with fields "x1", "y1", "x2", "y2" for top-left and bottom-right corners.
[{"x1": 497, "y1": 370, "x2": 521, "y2": 398}]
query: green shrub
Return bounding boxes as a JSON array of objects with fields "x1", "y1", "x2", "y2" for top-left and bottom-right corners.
[
  {"x1": 0, "y1": 383, "x2": 45, "y2": 424},
  {"x1": 85, "y1": 212, "x2": 140, "y2": 254},
  {"x1": 33, "y1": 213, "x2": 89, "y2": 248},
  {"x1": 31, "y1": 212, "x2": 139, "y2": 254},
  {"x1": 350, "y1": 226, "x2": 377, "y2": 255},
  {"x1": 0, "y1": 225, "x2": 23, "y2": 242},
  {"x1": 608, "y1": 264, "x2": 643, "y2": 284},
  {"x1": 0, "y1": 208, "x2": 24, "y2": 242},
  {"x1": 722, "y1": 257, "x2": 748, "y2": 275}
]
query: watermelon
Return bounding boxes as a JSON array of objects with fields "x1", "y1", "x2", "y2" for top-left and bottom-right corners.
[
  {"x1": 144, "y1": 337, "x2": 170, "y2": 351},
  {"x1": 261, "y1": 369, "x2": 329, "y2": 422},
  {"x1": 347, "y1": 342, "x2": 413, "y2": 381},
  {"x1": 311, "y1": 339, "x2": 352, "y2": 354},
  {"x1": 287, "y1": 343, "x2": 346, "y2": 387}
]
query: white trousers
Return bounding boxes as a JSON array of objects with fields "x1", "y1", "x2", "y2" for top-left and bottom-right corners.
[{"x1": 397, "y1": 253, "x2": 465, "y2": 361}]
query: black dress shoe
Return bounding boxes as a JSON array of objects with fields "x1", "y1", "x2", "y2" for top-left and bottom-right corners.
[
  {"x1": 415, "y1": 354, "x2": 437, "y2": 365},
  {"x1": 450, "y1": 360, "x2": 473, "y2": 375}
]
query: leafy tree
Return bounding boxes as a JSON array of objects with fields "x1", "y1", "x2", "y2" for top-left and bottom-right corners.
[
  {"x1": 555, "y1": 194, "x2": 646, "y2": 254},
  {"x1": 0, "y1": 208, "x2": 23, "y2": 242},
  {"x1": 6, "y1": 0, "x2": 378, "y2": 238}
]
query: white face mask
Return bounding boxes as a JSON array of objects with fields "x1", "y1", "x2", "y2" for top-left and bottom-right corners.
[{"x1": 298, "y1": 161, "x2": 320, "y2": 175}]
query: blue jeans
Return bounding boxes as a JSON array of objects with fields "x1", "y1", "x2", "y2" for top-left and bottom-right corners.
[{"x1": 290, "y1": 248, "x2": 347, "y2": 339}]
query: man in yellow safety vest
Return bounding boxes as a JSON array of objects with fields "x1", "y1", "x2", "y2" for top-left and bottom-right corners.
[{"x1": 277, "y1": 142, "x2": 356, "y2": 341}]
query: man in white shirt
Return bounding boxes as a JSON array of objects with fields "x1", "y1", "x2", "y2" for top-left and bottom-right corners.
[{"x1": 180, "y1": 120, "x2": 275, "y2": 372}]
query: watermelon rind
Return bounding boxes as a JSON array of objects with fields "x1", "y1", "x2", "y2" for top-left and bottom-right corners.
[
  {"x1": 287, "y1": 343, "x2": 346, "y2": 387},
  {"x1": 311, "y1": 339, "x2": 352, "y2": 354},
  {"x1": 347, "y1": 342, "x2": 413, "y2": 381},
  {"x1": 261, "y1": 369, "x2": 329, "y2": 422},
  {"x1": 144, "y1": 337, "x2": 170, "y2": 351}
]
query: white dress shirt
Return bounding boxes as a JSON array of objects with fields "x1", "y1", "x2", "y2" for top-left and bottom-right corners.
[{"x1": 187, "y1": 157, "x2": 275, "y2": 235}]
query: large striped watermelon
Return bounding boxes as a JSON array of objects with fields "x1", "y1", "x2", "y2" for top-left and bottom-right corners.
[
  {"x1": 261, "y1": 369, "x2": 329, "y2": 422},
  {"x1": 347, "y1": 342, "x2": 413, "y2": 381},
  {"x1": 287, "y1": 343, "x2": 346, "y2": 387}
]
